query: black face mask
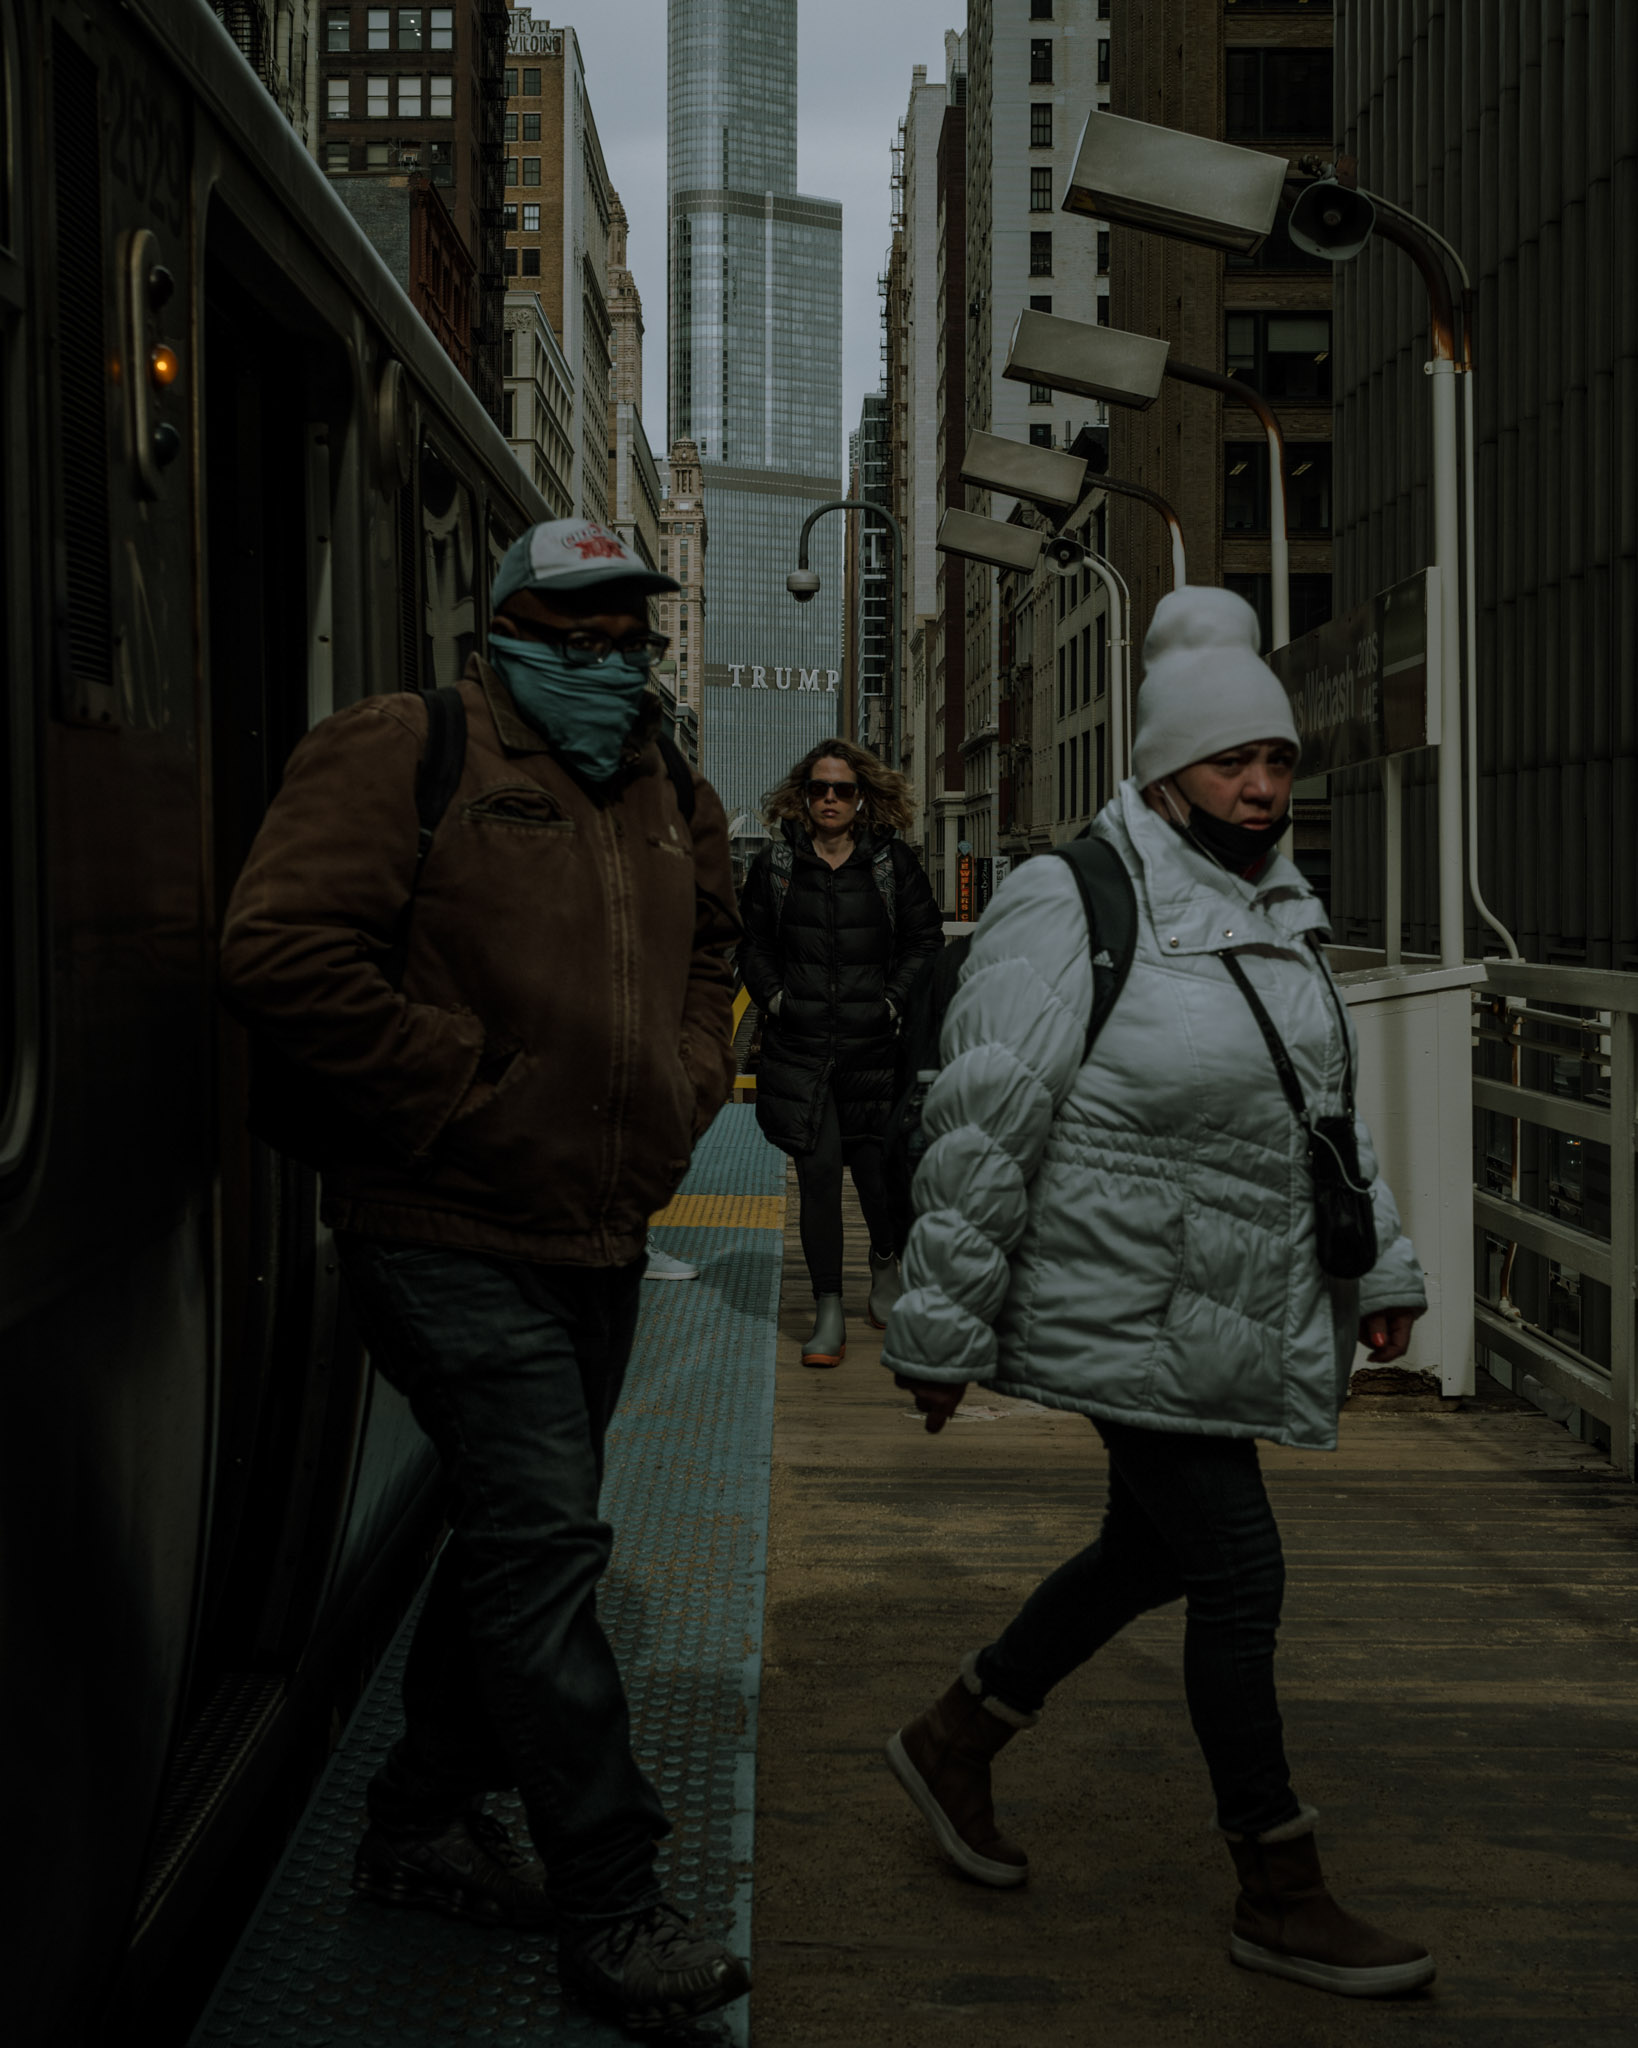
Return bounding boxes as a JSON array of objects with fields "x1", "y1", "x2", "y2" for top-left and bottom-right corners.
[{"x1": 1165, "y1": 792, "x2": 1288, "y2": 874}]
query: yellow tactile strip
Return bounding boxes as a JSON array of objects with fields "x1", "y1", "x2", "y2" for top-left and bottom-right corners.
[{"x1": 649, "y1": 1192, "x2": 786, "y2": 1231}]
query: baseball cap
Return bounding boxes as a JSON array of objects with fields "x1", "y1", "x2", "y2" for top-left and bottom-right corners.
[{"x1": 491, "y1": 518, "x2": 679, "y2": 612}]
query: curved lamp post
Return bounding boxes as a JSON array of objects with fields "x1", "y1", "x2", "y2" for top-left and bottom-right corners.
[{"x1": 789, "y1": 498, "x2": 904, "y2": 752}]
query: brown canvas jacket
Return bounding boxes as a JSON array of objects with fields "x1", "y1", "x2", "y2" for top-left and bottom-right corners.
[{"x1": 219, "y1": 656, "x2": 741, "y2": 1265}]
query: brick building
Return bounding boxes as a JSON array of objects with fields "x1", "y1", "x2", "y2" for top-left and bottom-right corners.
[
  {"x1": 606, "y1": 195, "x2": 663, "y2": 570},
  {"x1": 319, "y1": 2, "x2": 505, "y2": 414},
  {"x1": 658, "y1": 440, "x2": 708, "y2": 764}
]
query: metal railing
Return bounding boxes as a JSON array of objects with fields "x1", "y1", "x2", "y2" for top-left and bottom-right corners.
[{"x1": 1472, "y1": 963, "x2": 1637, "y2": 1475}]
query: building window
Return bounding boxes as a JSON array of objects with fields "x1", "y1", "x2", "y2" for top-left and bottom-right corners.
[
  {"x1": 505, "y1": 67, "x2": 518, "y2": 94},
  {"x1": 505, "y1": 158, "x2": 518, "y2": 185},
  {"x1": 1029, "y1": 382, "x2": 1052, "y2": 405},
  {"x1": 521, "y1": 157, "x2": 541, "y2": 185},
  {"x1": 1058, "y1": 740, "x2": 1066, "y2": 816},
  {"x1": 1226, "y1": 48, "x2": 1334, "y2": 142},
  {"x1": 503, "y1": 389, "x2": 515, "y2": 435},
  {"x1": 327, "y1": 74, "x2": 349, "y2": 118},
  {"x1": 1030, "y1": 103, "x2": 1052, "y2": 147},
  {"x1": 1031, "y1": 0, "x2": 1052, "y2": 16},
  {"x1": 1096, "y1": 295, "x2": 1109, "y2": 325},
  {"x1": 1030, "y1": 166, "x2": 1053, "y2": 211},
  {"x1": 326, "y1": 140, "x2": 350, "y2": 171},
  {"x1": 503, "y1": 202, "x2": 518, "y2": 229},
  {"x1": 367, "y1": 8, "x2": 389, "y2": 50},
  {"x1": 1029, "y1": 231, "x2": 1052, "y2": 276},
  {"x1": 367, "y1": 75, "x2": 390, "y2": 117},
  {"x1": 1226, "y1": 204, "x2": 1330, "y2": 273},
  {"x1": 523, "y1": 202, "x2": 540, "y2": 231},
  {"x1": 326, "y1": 11, "x2": 350, "y2": 51},
  {"x1": 397, "y1": 7, "x2": 422, "y2": 49},
  {"x1": 504, "y1": 247, "x2": 518, "y2": 276},
  {"x1": 397, "y1": 75, "x2": 422, "y2": 118},
  {"x1": 429, "y1": 5, "x2": 452, "y2": 49},
  {"x1": 366, "y1": 140, "x2": 390, "y2": 167},
  {"x1": 1226, "y1": 572, "x2": 1332, "y2": 650},
  {"x1": 522, "y1": 112, "x2": 541, "y2": 140},
  {"x1": 1097, "y1": 37, "x2": 1110, "y2": 84},
  {"x1": 505, "y1": 111, "x2": 518, "y2": 139},
  {"x1": 522, "y1": 66, "x2": 541, "y2": 94},
  {"x1": 521, "y1": 248, "x2": 540, "y2": 277},
  {"x1": 1029, "y1": 38, "x2": 1053, "y2": 83},
  {"x1": 1029, "y1": 293, "x2": 1052, "y2": 313},
  {"x1": 1096, "y1": 228, "x2": 1110, "y2": 275},
  {"x1": 430, "y1": 74, "x2": 452, "y2": 118},
  {"x1": 1081, "y1": 731, "x2": 1091, "y2": 813},
  {"x1": 1029, "y1": 423, "x2": 1053, "y2": 448},
  {"x1": 1095, "y1": 725, "x2": 1106, "y2": 810},
  {"x1": 1225, "y1": 311, "x2": 1332, "y2": 399},
  {"x1": 1225, "y1": 441, "x2": 1332, "y2": 534}
]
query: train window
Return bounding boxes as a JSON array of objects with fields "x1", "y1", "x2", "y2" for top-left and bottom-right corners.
[{"x1": 419, "y1": 439, "x2": 477, "y2": 683}]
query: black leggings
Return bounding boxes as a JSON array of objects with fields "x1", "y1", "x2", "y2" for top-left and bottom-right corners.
[{"x1": 794, "y1": 1088, "x2": 897, "y2": 1298}]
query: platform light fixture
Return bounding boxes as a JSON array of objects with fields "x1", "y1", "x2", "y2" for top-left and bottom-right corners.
[
  {"x1": 934, "y1": 510, "x2": 1046, "y2": 574},
  {"x1": 1002, "y1": 309, "x2": 1169, "y2": 410},
  {"x1": 958, "y1": 430, "x2": 1088, "y2": 516},
  {"x1": 1060, "y1": 109, "x2": 1286, "y2": 256}
]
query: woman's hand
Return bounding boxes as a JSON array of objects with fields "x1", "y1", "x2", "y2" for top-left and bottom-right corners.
[
  {"x1": 894, "y1": 1373, "x2": 968, "y2": 1434},
  {"x1": 1358, "y1": 1306, "x2": 1423, "y2": 1363}
]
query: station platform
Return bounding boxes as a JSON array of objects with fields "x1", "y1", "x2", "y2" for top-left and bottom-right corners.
[{"x1": 193, "y1": 1107, "x2": 1637, "y2": 2046}]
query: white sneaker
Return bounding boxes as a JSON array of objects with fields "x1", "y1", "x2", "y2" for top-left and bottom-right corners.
[{"x1": 644, "y1": 1234, "x2": 699, "y2": 1281}]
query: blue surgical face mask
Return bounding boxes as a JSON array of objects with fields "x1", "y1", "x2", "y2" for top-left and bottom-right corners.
[{"x1": 488, "y1": 635, "x2": 651, "y2": 783}]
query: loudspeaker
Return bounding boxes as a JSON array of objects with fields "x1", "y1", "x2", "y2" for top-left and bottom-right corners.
[{"x1": 1287, "y1": 178, "x2": 1376, "y2": 263}]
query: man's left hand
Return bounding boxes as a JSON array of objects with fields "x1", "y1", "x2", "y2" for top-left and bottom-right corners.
[
  {"x1": 1358, "y1": 1306, "x2": 1422, "y2": 1363},
  {"x1": 894, "y1": 1373, "x2": 968, "y2": 1434}
]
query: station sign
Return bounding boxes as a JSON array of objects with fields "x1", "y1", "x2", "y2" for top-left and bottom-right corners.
[{"x1": 1266, "y1": 567, "x2": 1442, "y2": 777}]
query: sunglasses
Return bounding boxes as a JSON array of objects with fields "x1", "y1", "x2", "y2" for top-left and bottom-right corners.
[
  {"x1": 806, "y1": 778, "x2": 859, "y2": 801},
  {"x1": 537, "y1": 626, "x2": 671, "y2": 668}
]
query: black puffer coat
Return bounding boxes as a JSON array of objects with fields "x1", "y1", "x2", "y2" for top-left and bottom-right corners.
[{"x1": 738, "y1": 822, "x2": 944, "y2": 1155}]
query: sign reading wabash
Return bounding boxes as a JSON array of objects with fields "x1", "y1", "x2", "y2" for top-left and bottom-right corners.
[{"x1": 1267, "y1": 568, "x2": 1442, "y2": 777}]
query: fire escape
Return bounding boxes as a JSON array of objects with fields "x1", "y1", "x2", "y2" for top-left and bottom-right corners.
[{"x1": 474, "y1": 3, "x2": 509, "y2": 423}]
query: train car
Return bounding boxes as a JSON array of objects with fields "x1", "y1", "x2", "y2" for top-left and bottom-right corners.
[{"x1": 0, "y1": 2, "x2": 548, "y2": 2038}]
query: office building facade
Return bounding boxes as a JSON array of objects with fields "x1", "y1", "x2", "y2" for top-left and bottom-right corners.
[
  {"x1": 667, "y1": 0, "x2": 845, "y2": 830},
  {"x1": 1329, "y1": 0, "x2": 1637, "y2": 967},
  {"x1": 964, "y1": 0, "x2": 1111, "y2": 867},
  {"x1": 657, "y1": 439, "x2": 708, "y2": 762}
]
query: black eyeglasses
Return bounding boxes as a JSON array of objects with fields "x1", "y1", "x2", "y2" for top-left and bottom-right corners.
[
  {"x1": 806, "y1": 778, "x2": 859, "y2": 801},
  {"x1": 537, "y1": 626, "x2": 671, "y2": 669}
]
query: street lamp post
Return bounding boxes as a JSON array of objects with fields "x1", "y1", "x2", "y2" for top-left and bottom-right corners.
[{"x1": 789, "y1": 498, "x2": 904, "y2": 757}]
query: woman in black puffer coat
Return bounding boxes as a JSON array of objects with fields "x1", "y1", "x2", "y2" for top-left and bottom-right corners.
[{"x1": 738, "y1": 738, "x2": 943, "y2": 1367}]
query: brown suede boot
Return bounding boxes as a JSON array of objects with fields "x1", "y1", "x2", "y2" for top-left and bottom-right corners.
[
  {"x1": 886, "y1": 1651, "x2": 1033, "y2": 1887},
  {"x1": 1227, "y1": 1807, "x2": 1435, "y2": 1997}
]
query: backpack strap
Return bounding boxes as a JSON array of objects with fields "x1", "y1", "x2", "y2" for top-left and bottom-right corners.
[
  {"x1": 385, "y1": 685, "x2": 467, "y2": 986},
  {"x1": 1054, "y1": 834, "x2": 1138, "y2": 1060},
  {"x1": 656, "y1": 730, "x2": 697, "y2": 825}
]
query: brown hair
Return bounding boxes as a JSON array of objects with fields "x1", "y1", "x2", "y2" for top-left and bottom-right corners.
[{"x1": 762, "y1": 737, "x2": 916, "y2": 836}]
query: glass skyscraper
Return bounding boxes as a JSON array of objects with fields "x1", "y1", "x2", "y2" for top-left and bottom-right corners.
[{"x1": 668, "y1": 0, "x2": 845, "y2": 829}]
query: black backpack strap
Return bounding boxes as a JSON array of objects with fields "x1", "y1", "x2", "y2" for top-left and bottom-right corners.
[
  {"x1": 1054, "y1": 835, "x2": 1138, "y2": 1059},
  {"x1": 656, "y1": 730, "x2": 697, "y2": 824},
  {"x1": 1219, "y1": 950, "x2": 1310, "y2": 1125},
  {"x1": 385, "y1": 685, "x2": 467, "y2": 986}
]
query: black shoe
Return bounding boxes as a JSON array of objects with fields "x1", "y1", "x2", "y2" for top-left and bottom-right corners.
[
  {"x1": 559, "y1": 1900, "x2": 750, "y2": 2033},
  {"x1": 352, "y1": 1806, "x2": 550, "y2": 1929}
]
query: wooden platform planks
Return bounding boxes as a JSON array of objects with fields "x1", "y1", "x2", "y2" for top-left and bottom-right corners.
[{"x1": 752, "y1": 1167, "x2": 1638, "y2": 2046}]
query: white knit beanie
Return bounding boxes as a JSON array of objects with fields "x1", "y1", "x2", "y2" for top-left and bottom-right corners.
[{"x1": 1130, "y1": 586, "x2": 1300, "y2": 789}]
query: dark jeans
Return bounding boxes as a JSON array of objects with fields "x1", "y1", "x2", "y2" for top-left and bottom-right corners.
[
  {"x1": 794, "y1": 1087, "x2": 896, "y2": 1296},
  {"x1": 974, "y1": 1419, "x2": 1299, "y2": 1839},
  {"x1": 336, "y1": 1235, "x2": 669, "y2": 1920}
]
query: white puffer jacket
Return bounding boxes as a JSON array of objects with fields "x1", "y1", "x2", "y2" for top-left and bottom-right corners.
[{"x1": 882, "y1": 781, "x2": 1426, "y2": 1452}]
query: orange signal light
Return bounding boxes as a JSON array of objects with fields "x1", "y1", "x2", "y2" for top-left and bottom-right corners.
[{"x1": 149, "y1": 344, "x2": 180, "y2": 388}]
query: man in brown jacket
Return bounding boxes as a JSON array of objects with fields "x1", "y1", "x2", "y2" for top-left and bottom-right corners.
[{"x1": 220, "y1": 519, "x2": 747, "y2": 2034}]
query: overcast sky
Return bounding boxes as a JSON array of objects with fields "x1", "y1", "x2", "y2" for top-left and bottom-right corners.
[{"x1": 550, "y1": 0, "x2": 961, "y2": 473}]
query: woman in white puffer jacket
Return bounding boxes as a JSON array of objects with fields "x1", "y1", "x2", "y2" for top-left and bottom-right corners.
[{"x1": 883, "y1": 587, "x2": 1436, "y2": 2002}]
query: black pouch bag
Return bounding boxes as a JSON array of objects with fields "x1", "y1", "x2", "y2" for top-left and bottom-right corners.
[{"x1": 1219, "y1": 942, "x2": 1378, "y2": 1280}]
